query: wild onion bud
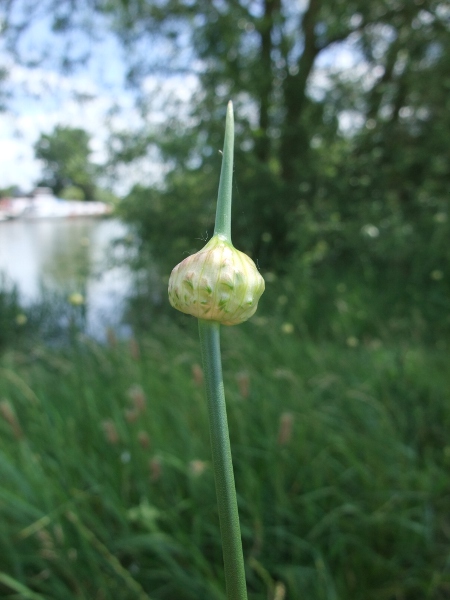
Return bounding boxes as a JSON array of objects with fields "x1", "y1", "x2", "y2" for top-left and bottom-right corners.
[{"x1": 168, "y1": 234, "x2": 265, "y2": 326}]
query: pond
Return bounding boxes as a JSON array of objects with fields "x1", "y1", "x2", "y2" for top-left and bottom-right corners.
[{"x1": 0, "y1": 218, "x2": 133, "y2": 339}]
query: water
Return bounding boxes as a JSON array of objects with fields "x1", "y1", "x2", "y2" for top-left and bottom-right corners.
[{"x1": 0, "y1": 218, "x2": 132, "y2": 338}]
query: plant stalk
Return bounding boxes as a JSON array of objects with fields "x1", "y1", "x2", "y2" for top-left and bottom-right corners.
[
  {"x1": 198, "y1": 101, "x2": 247, "y2": 599},
  {"x1": 214, "y1": 100, "x2": 234, "y2": 242},
  {"x1": 198, "y1": 319, "x2": 248, "y2": 600}
]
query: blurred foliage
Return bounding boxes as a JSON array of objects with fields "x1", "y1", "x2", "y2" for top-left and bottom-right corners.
[
  {"x1": 34, "y1": 126, "x2": 99, "y2": 200},
  {"x1": 0, "y1": 278, "x2": 90, "y2": 354},
  {"x1": 107, "y1": 0, "x2": 449, "y2": 339},
  {"x1": 105, "y1": 1, "x2": 449, "y2": 253},
  {"x1": 0, "y1": 324, "x2": 449, "y2": 599},
  {"x1": 0, "y1": 3, "x2": 449, "y2": 596},
  {"x1": 0, "y1": 278, "x2": 26, "y2": 351},
  {"x1": 2, "y1": 0, "x2": 449, "y2": 335},
  {"x1": 60, "y1": 185, "x2": 86, "y2": 200}
]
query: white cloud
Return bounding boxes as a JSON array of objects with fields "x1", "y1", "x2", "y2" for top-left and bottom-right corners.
[
  {"x1": 0, "y1": 57, "x2": 138, "y2": 192},
  {"x1": 0, "y1": 48, "x2": 201, "y2": 194}
]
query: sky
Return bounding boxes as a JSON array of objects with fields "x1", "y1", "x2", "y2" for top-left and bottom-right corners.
[
  {"x1": 0, "y1": 5, "x2": 362, "y2": 196},
  {"x1": 0, "y1": 6, "x2": 201, "y2": 195},
  {"x1": 0, "y1": 14, "x2": 129, "y2": 192}
]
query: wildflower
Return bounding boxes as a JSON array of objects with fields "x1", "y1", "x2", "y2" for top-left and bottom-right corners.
[
  {"x1": 15, "y1": 313, "x2": 27, "y2": 325},
  {"x1": 361, "y1": 224, "x2": 379, "y2": 238},
  {"x1": 168, "y1": 234, "x2": 265, "y2": 326},
  {"x1": 68, "y1": 292, "x2": 84, "y2": 306}
]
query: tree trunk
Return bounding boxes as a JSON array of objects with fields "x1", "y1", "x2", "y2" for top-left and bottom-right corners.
[
  {"x1": 279, "y1": 0, "x2": 321, "y2": 184},
  {"x1": 255, "y1": 0, "x2": 280, "y2": 164}
]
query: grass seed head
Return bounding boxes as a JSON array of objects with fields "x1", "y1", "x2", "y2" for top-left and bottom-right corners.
[
  {"x1": 0, "y1": 399, "x2": 23, "y2": 439},
  {"x1": 101, "y1": 419, "x2": 120, "y2": 445}
]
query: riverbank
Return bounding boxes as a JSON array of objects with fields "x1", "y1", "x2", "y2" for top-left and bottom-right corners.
[{"x1": 0, "y1": 321, "x2": 448, "y2": 599}]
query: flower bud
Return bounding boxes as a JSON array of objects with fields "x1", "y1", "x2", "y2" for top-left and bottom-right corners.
[{"x1": 168, "y1": 234, "x2": 265, "y2": 326}]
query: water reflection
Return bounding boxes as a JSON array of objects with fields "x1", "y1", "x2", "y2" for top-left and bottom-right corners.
[{"x1": 0, "y1": 218, "x2": 132, "y2": 338}]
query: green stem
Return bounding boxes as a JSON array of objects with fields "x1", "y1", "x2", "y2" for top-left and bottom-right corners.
[
  {"x1": 214, "y1": 101, "x2": 234, "y2": 242},
  {"x1": 198, "y1": 319, "x2": 248, "y2": 600},
  {"x1": 197, "y1": 101, "x2": 247, "y2": 599}
]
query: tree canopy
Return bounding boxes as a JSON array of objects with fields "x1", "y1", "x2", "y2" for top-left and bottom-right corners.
[
  {"x1": 98, "y1": 0, "x2": 449, "y2": 265},
  {"x1": 34, "y1": 126, "x2": 98, "y2": 199},
  {"x1": 2, "y1": 0, "x2": 450, "y2": 332}
]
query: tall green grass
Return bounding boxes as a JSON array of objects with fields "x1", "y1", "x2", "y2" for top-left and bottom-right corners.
[{"x1": 0, "y1": 320, "x2": 449, "y2": 599}]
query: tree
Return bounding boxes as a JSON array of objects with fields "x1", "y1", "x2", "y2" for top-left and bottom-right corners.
[
  {"x1": 34, "y1": 126, "x2": 98, "y2": 199},
  {"x1": 4, "y1": 0, "x2": 450, "y2": 269},
  {"x1": 103, "y1": 0, "x2": 448, "y2": 266}
]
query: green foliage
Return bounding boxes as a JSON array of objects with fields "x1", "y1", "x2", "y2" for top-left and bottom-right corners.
[
  {"x1": 0, "y1": 325, "x2": 449, "y2": 598},
  {"x1": 0, "y1": 280, "x2": 92, "y2": 354},
  {"x1": 0, "y1": 186, "x2": 20, "y2": 198},
  {"x1": 0, "y1": 279, "x2": 26, "y2": 351},
  {"x1": 118, "y1": 168, "x2": 218, "y2": 275},
  {"x1": 34, "y1": 126, "x2": 98, "y2": 199},
  {"x1": 276, "y1": 151, "x2": 450, "y2": 340},
  {"x1": 3, "y1": 1, "x2": 449, "y2": 337},
  {"x1": 112, "y1": 0, "x2": 449, "y2": 262},
  {"x1": 60, "y1": 185, "x2": 86, "y2": 201},
  {"x1": 115, "y1": 0, "x2": 449, "y2": 346}
]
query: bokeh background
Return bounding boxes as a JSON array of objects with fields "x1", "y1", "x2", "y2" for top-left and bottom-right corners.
[{"x1": 0, "y1": 1, "x2": 449, "y2": 598}]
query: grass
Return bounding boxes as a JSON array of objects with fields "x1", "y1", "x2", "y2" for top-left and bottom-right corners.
[{"x1": 0, "y1": 318, "x2": 449, "y2": 599}]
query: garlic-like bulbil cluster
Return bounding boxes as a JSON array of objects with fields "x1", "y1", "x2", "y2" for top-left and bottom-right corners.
[{"x1": 168, "y1": 234, "x2": 265, "y2": 325}]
